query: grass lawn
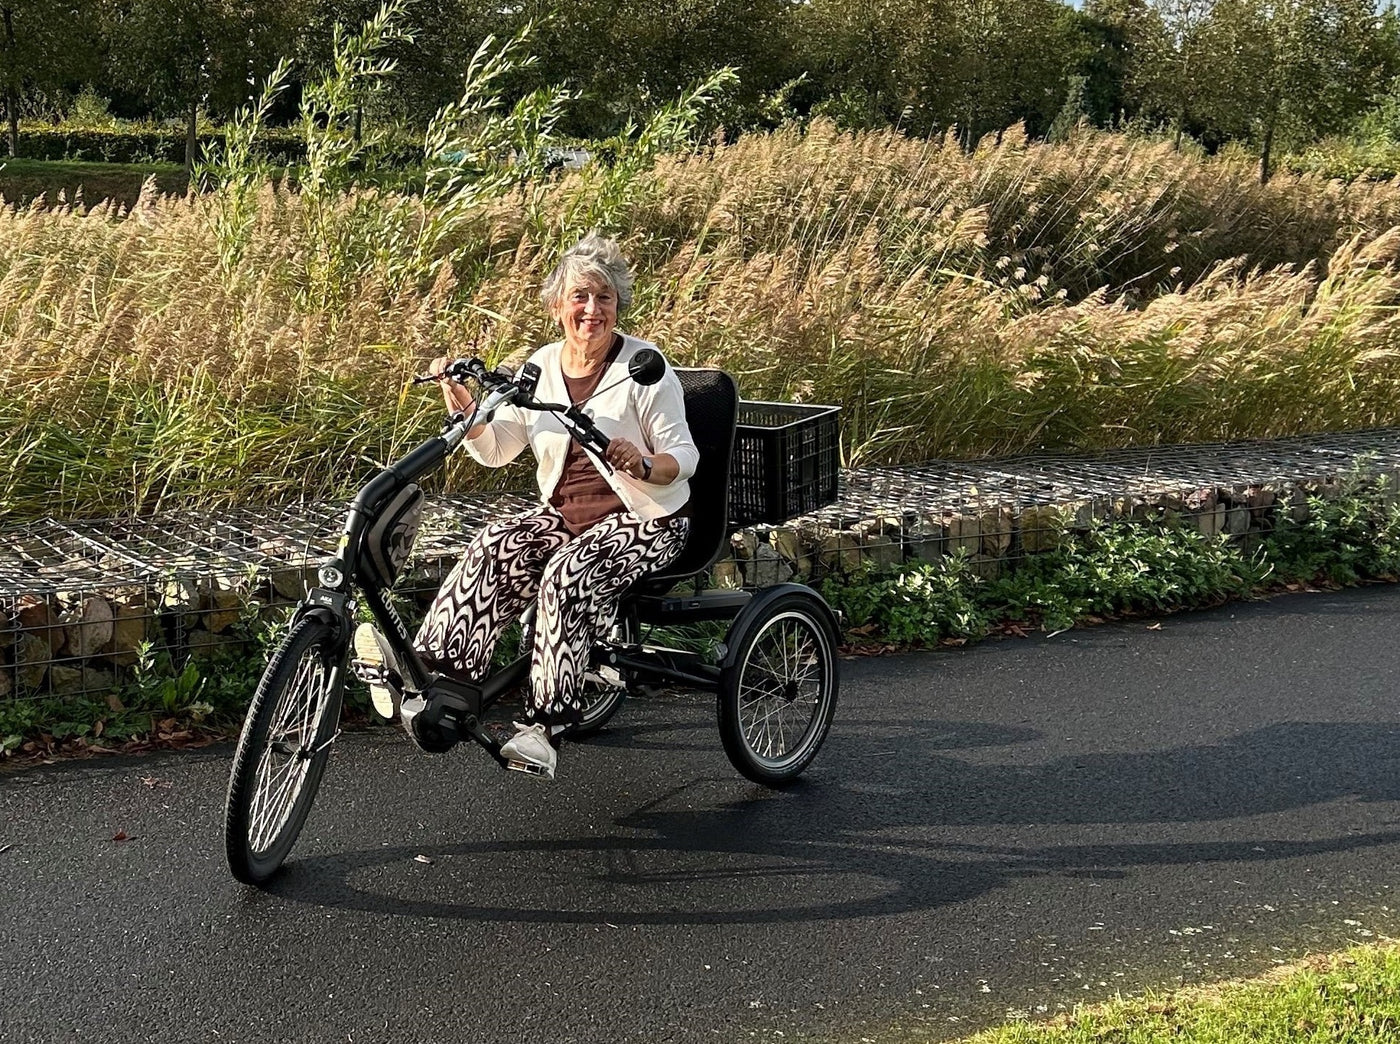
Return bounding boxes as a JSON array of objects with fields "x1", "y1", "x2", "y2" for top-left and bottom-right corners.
[
  {"x1": 953, "y1": 940, "x2": 1400, "y2": 1043},
  {"x1": 0, "y1": 157, "x2": 187, "y2": 207}
]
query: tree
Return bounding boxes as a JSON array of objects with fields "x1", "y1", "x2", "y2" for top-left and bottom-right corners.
[
  {"x1": 939, "y1": 0, "x2": 1073, "y2": 142},
  {"x1": 0, "y1": 1, "x2": 97, "y2": 156},
  {"x1": 1209, "y1": 0, "x2": 1395, "y2": 182},
  {"x1": 105, "y1": 0, "x2": 301, "y2": 173}
]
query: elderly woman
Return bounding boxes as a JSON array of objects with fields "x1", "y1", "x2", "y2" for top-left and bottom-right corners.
[{"x1": 355, "y1": 234, "x2": 695, "y2": 779}]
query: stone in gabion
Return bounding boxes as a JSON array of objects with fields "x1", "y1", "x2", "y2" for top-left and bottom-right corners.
[
  {"x1": 853, "y1": 516, "x2": 904, "y2": 570},
  {"x1": 107, "y1": 600, "x2": 154, "y2": 667},
  {"x1": 817, "y1": 528, "x2": 864, "y2": 574},
  {"x1": 15, "y1": 594, "x2": 65, "y2": 657},
  {"x1": 1195, "y1": 503, "x2": 1226, "y2": 537},
  {"x1": 13, "y1": 633, "x2": 48, "y2": 691},
  {"x1": 1018, "y1": 505, "x2": 1063, "y2": 553},
  {"x1": 160, "y1": 577, "x2": 202, "y2": 629},
  {"x1": 1223, "y1": 504, "x2": 1252, "y2": 536},
  {"x1": 967, "y1": 554, "x2": 1003, "y2": 581},
  {"x1": 907, "y1": 513, "x2": 946, "y2": 563},
  {"x1": 1287, "y1": 487, "x2": 1311, "y2": 523},
  {"x1": 200, "y1": 587, "x2": 245, "y2": 634},
  {"x1": 768, "y1": 527, "x2": 812, "y2": 577},
  {"x1": 60, "y1": 595, "x2": 115, "y2": 660},
  {"x1": 945, "y1": 514, "x2": 982, "y2": 555},
  {"x1": 745, "y1": 544, "x2": 794, "y2": 587},
  {"x1": 978, "y1": 507, "x2": 1015, "y2": 557},
  {"x1": 710, "y1": 558, "x2": 742, "y2": 590},
  {"x1": 49, "y1": 665, "x2": 114, "y2": 697}
]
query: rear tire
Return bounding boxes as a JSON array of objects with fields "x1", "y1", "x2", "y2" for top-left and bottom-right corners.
[
  {"x1": 224, "y1": 617, "x2": 346, "y2": 885},
  {"x1": 717, "y1": 588, "x2": 839, "y2": 786}
]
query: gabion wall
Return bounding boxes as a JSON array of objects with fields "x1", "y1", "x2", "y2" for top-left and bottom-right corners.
[{"x1": 5, "y1": 428, "x2": 1400, "y2": 704}]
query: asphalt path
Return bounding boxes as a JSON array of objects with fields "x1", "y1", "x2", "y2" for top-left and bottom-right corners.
[{"x1": 4, "y1": 586, "x2": 1400, "y2": 1044}]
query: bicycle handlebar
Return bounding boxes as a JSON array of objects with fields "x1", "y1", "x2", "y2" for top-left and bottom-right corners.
[{"x1": 422, "y1": 356, "x2": 614, "y2": 469}]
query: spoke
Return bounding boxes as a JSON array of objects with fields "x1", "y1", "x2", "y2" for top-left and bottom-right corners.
[
  {"x1": 737, "y1": 612, "x2": 828, "y2": 763},
  {"x1": 245, "y1": 642, "x2": 329, "y2": 854}
]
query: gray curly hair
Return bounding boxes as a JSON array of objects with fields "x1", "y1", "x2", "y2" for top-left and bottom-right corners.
[{"x1": 540, "y1": 233, "x2": 635, "y2": 314}]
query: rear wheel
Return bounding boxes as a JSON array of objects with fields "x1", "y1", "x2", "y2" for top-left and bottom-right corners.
[
  {"x1": 224, "y1": 617, "x2": 346, "y2": 885},
  {"x1": 717, "y1": 588, "x2": 839, "y2": 786}
]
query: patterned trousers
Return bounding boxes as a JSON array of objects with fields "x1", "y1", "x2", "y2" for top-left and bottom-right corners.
[{"x1": 414, "y1": 506, "x2": 690, "y2": 726}]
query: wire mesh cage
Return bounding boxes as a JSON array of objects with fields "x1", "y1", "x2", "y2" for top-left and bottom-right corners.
[{"x1": 5, "y1": 428, "x2": 1400, "y2": 705}]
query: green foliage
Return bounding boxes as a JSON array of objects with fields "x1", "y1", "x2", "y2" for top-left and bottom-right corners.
[
  {"x1": 559, "y1": 66, "x2": 739, "y2": 241},
  {"x1": 1267, "y1": 476, "x2": 1400, "y2": 587},
  {"x1": 963, "y1": 941, "x2": 1400, "y2": 1043},
  {"x1": 823, "y1": 477, "x2": 1400, "y2": 648},
  {"x1": 823, "y1": 551, "x2": 991, "y2": 644},
  {"x1": 11, "y1": 126, "x2": 305, "y2": 166},
  {"x1": 199, "y1": 58, "x2": 296, "y2": 278},
  {"x1": 414, "y1": 26, "x2": 574, "y2": 284}
]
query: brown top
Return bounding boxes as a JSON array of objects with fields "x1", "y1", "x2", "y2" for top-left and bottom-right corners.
[{"x1": 550, "y1": 340, "x2": 626, "y2": 535}]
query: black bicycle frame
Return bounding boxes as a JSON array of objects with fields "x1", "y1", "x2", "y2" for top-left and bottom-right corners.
[{"x1": 293, "y1": 370, "x2": 755, "y2": 760}]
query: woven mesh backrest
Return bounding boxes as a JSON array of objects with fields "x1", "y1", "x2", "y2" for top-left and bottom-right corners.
[{"x1": 642, "y1": 367, "x2": 738, "y2": 585}]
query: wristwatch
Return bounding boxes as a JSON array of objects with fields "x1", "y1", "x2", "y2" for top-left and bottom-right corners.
[{"x1": 640, "y1": 457, "x2": 653, "y2": 481}]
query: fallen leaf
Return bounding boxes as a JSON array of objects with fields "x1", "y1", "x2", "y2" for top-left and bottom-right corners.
[
  {"x1": 140, "y1": 776, "x2": 171, "y2": 789},
  {"x1": 111, "y1": 830, "x2": 129, "y2": 843},
  {"x1": 414, "y1": 854, "x2": 432, "y2": 865},
  {"x1": 1146, "y1": 623, "x2": 1162, "y2": 631}
]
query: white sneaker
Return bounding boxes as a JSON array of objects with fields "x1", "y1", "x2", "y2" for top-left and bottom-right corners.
[
  {"x1": 499, "y1": 721, "x2": 557, "y2": 779},
  {"x1": 352, "y1": 623, "x2": 402, "y2": 719}
]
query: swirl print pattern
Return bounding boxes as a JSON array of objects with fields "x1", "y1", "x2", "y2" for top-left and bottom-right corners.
[
  {"x1": 530, "y1": 513, "x2": 689, "y2": 724},
  {"x1": 414, "y1": 506, "x2": 690, "y2": 728},
  {"x1": 414, "y1": 507, "x2": 573, "y2": 681}
]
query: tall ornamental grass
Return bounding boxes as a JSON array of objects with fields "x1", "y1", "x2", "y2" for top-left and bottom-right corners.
[{"x1": 5, "y1": 120, "x2": 1400, "y2": 521}]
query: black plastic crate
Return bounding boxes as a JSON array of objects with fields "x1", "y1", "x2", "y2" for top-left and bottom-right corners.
[{"x1": 730, "y1": 401, "x2": 841, "y2": 526}]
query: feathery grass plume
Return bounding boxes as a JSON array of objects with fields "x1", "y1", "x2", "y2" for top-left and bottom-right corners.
[{"x1": 9, "y1": 119, "x2": 1400, "y2": 521}]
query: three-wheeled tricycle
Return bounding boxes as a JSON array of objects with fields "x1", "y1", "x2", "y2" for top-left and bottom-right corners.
[{"x1": 223, "y1": 349, "x2": 841, "y2": 884}]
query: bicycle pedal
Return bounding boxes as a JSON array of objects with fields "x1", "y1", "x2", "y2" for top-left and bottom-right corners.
[
  {"x1": 350, "y1": 659, "x2": 387, "y2": 684},
  {"x1": 505, "y1": 759, "x2": 554, "y2": 779}
]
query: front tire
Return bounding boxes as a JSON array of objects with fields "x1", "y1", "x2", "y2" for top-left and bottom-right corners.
[
  {"x1": 717, "y1": 588, "x2": 839, "y2": 786},
  {"x1": 224, "y1": 617, "x2": 346, "y2": 885},
  {"x1": 571, "y1": 609, "x2": 639, "y2": 738}
]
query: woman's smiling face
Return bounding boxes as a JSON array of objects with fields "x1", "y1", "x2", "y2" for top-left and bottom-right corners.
[{"x1": 554, "y1": 275, "x2": 618, "y2": 355}]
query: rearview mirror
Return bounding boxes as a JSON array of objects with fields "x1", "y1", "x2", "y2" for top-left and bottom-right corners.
[{"x1": 629, "y1": 348, "x2": 666, "y2": 387}]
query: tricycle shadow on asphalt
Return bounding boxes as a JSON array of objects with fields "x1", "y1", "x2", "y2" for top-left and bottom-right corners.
[{"x1": 232, "y1": 718, "x2": 1400, "y2": 927}]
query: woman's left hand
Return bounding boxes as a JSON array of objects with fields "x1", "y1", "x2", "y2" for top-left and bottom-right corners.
[{"x1": 605, "y1": 437, "x2": 648, "y2": 480}]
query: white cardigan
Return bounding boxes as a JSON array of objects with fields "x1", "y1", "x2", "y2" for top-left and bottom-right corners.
[{"x1": 463, "y1": 334, "x2": 698, "y2": 521}]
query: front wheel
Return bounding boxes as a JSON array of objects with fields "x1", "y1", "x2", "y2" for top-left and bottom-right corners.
[
  {"x1": 717, "y1": 587, "x2": 840, "y2": 786},
  {"x1": 224, "y1": 617, "x2": 346, "y2": 885}
]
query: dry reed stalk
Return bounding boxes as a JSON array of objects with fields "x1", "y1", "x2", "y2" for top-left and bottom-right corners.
[{"x1": 5, "y1": 124, "x2": 1400, "y2": 520}]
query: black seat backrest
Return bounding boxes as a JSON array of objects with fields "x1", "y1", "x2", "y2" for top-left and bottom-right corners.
[{"x1": 635, "y1": 367, "x2": 738, "y2": 590}]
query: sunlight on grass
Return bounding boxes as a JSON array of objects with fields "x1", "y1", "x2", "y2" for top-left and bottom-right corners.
[
  {"x1": 952, "y1": 941, "x2": 1400, "y2": 1043},
  {"x1": 6, "y1": 124, "x2": 1400, "y2": 520}
]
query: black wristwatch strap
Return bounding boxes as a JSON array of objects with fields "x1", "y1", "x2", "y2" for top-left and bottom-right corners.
[{"x1": 641, "y1": 457, "x2": 653, "y2": 481}]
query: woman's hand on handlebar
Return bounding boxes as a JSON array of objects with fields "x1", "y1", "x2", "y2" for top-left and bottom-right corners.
[
  {"x1": 429, "y1": 355, "x2": 478, "y2": 418},
  {"x1": 606, "y1": 439, "x2": 677, "y2": 485}
]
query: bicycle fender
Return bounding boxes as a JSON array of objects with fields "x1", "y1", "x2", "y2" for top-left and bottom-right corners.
[{"x1": 718, "y1": 583, "x2": 841, "y2": 671}]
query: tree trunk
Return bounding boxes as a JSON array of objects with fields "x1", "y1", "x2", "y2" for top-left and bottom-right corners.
[
  {"x1": 184, "y1": 98, "x2": 199, "y2": 177},
  {"x1": 1258, "y1": 85, "x2": 1281, "y2": 186},
  {"x1": 2, "y1": 6, "x2": 16, "y2": 158},
  {"x1": 4, "y1": 87, "x2": 16, "y2": 158}
]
